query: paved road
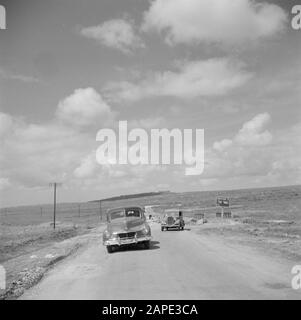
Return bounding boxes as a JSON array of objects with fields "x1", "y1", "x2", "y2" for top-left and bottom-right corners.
[{"x1": 21, "y1": 223, "x2": 300, "y2": 299}]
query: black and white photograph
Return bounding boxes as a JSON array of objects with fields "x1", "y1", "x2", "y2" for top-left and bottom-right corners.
[{"x1": 0, "y1": 0, "x2": 300, "y2": 305}]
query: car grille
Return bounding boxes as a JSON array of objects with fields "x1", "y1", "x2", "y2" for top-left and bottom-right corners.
[
  {"x1": 167, "y1": 216, "x2": 175, "y2": 225},
  {"x1": 118, "y1": 232, "x2": 136, "y2": 239}
]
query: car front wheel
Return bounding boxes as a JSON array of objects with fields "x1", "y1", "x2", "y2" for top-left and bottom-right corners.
[
  {"x1": 144, "y1": 240, "x2": 150, "y2": 249},
  {"x1": 107, "y1": 245, "x2": 114, "y2": 253}
]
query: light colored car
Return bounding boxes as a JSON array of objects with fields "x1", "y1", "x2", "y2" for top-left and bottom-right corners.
[
  {"x1": 161, "y1": 210, "x2": 185, "y2": 231},
  {"x1": 103, "y1": 206, "x2": 152, "y2": 253}
]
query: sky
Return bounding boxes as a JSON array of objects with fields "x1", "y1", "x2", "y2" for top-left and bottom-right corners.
[{"x1": 0, "y1": 0, "x2": 300, "y2": 207}]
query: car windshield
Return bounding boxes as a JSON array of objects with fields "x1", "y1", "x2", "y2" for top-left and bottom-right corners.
[
  {"x1": 108, "y1": 208, "x2": 141, "y2": 220},
  {"x1": 164, "y1": 212, "x2": 179, "y2": 218},
  {"x1": 109, "y1": 210, "x2": 125, "y2": 220},
  {"x1": 125, "y1": 209, "x2": 141, "y2": 218}
]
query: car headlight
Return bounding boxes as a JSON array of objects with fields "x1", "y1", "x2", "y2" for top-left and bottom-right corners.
[
  {"x1": 111, "y1": 232, "x2": 118, "y2": 239},
  {"x1": 137, "y1": 226, "x2": 150, "y2": 236},
  {"x1": 103, "y1": 230, "x2": 118, "y2": 240},
  {"x1": 141, "y1": 227, "x2": 149, "y2": 235},
  {"x1": 103, "y1": 230, "x2": 110, "y2": 239}
]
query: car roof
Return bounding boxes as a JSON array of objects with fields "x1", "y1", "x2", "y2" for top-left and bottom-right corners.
[
  {"x1": 107, "y1": 206, "x2": 144, "y2": 214},
  {"x1": 164, "y1": 211, "x2": 179, "y2": 216}
]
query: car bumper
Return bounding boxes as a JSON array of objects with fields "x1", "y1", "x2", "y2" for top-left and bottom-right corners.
[
  {"x1": 162, "y1": 224, "x2": 182, "y2": 228},
  {"x1": 104, "y1": 235, "x2": 152, "y2": 246}
]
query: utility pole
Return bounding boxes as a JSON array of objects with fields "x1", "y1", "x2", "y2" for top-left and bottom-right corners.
[
  {"x1": 99, "y1": 200, "x2": 102, "y2": 221},
  {"x1": 49, "y1": 182, "x2": 62, "y2": 229},
  {"x1": 78, "y1": 203, "x2": 81, "y2": 218}
]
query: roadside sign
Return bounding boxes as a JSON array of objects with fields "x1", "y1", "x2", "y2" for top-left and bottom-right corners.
[{"x1": 217, "y1": 198, "x2": 230, "y2": 207}]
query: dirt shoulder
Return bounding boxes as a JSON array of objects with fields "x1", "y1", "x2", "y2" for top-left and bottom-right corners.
[
  {"x1": 0, "y1": 222, "x2": 96, "y2": 263},
  {"x1": 189, "y1": 218, "x2": 301, "y2": 263},
  {"x1": 0, "y1": 225, "x2": 105, "y2": 300}
]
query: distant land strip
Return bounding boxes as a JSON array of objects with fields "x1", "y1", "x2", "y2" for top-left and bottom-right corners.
[{"x1": 90, "y1": 191, "x2": 171, "y2": 203}]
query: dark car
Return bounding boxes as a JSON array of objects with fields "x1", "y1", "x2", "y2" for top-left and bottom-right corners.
[
  {"x1": 161, "y1": 210, "x2": 185, "y2": 231},
  {"x1": 103, "y1": 206, "x2": 152, "y2": 253}
]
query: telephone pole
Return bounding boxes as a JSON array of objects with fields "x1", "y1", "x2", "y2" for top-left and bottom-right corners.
[
  {"x1": 49, "y1": 182, "x2": 62, "y2": 229},
  {"x1": 99, "y1": 200, "x2": 102, "y2": 221}
]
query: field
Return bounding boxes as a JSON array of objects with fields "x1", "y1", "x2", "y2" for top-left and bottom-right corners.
[
  {"x1": 0, "y1": 185, "x2": 300, "y2": 298},
  {"x1": 1, "y1": 185, "x2": 301, "y2": 259}
]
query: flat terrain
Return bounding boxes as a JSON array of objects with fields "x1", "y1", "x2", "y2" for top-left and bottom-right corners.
[
  {"x1": 20, "y1": 223, "x2": 300, "y2": 300},
  {"x1": 1, "y1": 185, "x2": 300, "y2": 299}
]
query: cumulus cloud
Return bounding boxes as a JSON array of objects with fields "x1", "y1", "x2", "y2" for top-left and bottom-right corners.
[
  {"x1": 235, "y1": 112, "x2": 272, "y2": 146},
  {"x1": 73, "y1": 152, "x2": 98, "y2": 179},
  {"x1": 0, "y1": 87, "x2": 170, "y2": 192},
  {"x1": 0, "y1": 114, "x2": 91, "y2": 187},
  {"x1": 213, "y1": 112, "x2": 272, "y2": 154},
  {"x1": 104, "y1": 58, "x2": 252, "y2": 101},
  {"x1": 209, "y1": 119, "x2": 300, "y2": 185},
  {"x1": 56, "y1": 87, "x2": 114, "y2": 127},
  {"x1": 213, "y1": 139, "x2": 233, "y2": 152},
  {"x1": 0, "y1": 87, "x2": 116, "y2": 188},
  {"x1": 206, "y1": 112, "x2": 291, "y2": 183},
  {"x1": 142, "y1": 0, "x2": 287, "y2": 45},
  {"x1": 80, "y1": 19, "x2": 144, "y2": 54}
]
